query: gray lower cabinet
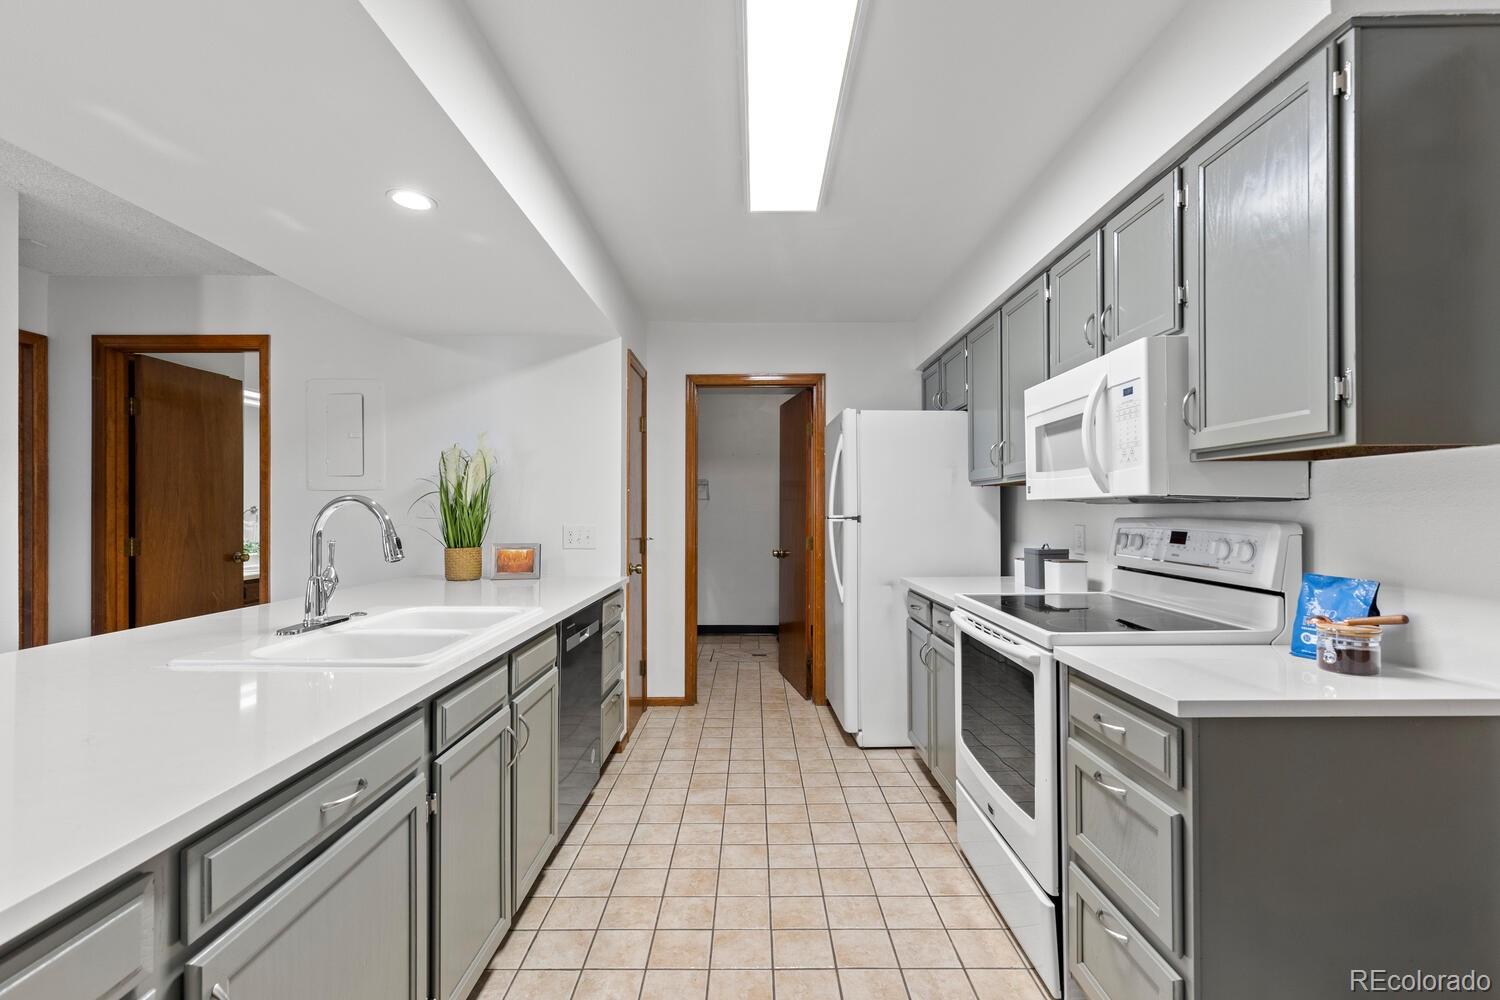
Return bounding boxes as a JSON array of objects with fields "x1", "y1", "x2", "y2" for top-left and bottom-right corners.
[
  {"x1": 1048, "y1": 233, "x2": 1103, "y2": 375},
  {"x1": 939, "y1": 340, "x2": 968, "y2": 410},
  {"x1": 921, "y1": 362, "x2": 942, "y2": 410},
  {"x1": 0, "y1": 877, "x2": 155, "y2": 1000},
  {"x1": 905, "y1": 618, "x2": 931, "y2": 759},
  {"x1": 185, "y1": 774, "x2": 428, "y2": 1000},
  {"x1": 928, "y1": 635, "x2": 956, "y2": 798},
  {"x1": 1103, "y1": 172, "x2": 1182, "y2": 352},
  {"x1": 1069, "y1": 863, "x2": 1183, "y2": 1000},
  {"x1": 965, "y1": 315, "x2": 1002, "y2": 483},
  {"x1": 904, "y1": 598, "x2": 955, "y2": 799},
  {"x1": 512, "y1": 668, "x2": 560, "y2": 907},
  {"x1": 433, "y1": 710, "x2": 511, "y2": 1000},
  {"x1": 1001, "y1": 274, "x2": 1048, "y2": 481}
]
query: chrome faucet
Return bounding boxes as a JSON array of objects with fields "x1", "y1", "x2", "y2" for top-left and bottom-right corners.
[{"x1": 276, "y1": 495, "x2": 404, "y2": 635}]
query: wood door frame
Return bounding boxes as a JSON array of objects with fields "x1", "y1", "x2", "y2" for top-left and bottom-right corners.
[
  {"x1": 684, "y1": 373, "x2": 826, "y2": 707},
  {"x1": 625, "y1": 349, "x2": 649, "y2": 729},
  {"x1": 91, "y1": 334, "x2": 271, "y2": 634},
  {"x1": 19, "y1": 330, "x2": 48, "y2": 647}
]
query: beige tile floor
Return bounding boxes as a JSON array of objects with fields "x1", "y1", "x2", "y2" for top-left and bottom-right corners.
[{"x1": 469, "y1": 633, "x2": 1049, "y2": 1000}]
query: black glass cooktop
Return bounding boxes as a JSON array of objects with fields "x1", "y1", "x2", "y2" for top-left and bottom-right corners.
[{"x1": 966, "y1": 593, "x2": 1241, "y2": 634}]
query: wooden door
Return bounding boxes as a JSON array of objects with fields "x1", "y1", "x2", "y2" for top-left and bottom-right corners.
[
  {"x1": 129, "y1": 355, "x2": 244, "y2": 627},
  {"x1": 19, "y1": 331, "x2": 48, "y2": 647},
  {"x1": 1048, "y1": 232, "x2": 1103, "y2": 375},
  {"x1": 626, "y1": 353, "x2": 647, "y2": 734},
  {"x1": 777, "y1": 390, "x2": 813, "y2": 699}
]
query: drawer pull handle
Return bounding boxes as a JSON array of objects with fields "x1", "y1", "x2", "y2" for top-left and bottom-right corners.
[
  {"x1": 1096, "y1": 909, "x2": 1131, "y2": 946},
  {"x1": 1091, "y1": 771, "x2": 1129, "y2": 797},
  {"x1": 318, "y1": 778, "x2": 368, "y2": 813},
  {"x1": 212, "y1": 986, "x2": 232, "y2": 1000},
  {"x1": 1092, "y1": 713, "x2": 1128, "y2": 735}
]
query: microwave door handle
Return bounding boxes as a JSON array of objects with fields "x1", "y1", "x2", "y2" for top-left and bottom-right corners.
[{"x1": 1080, "y1": 373, "x2": 1110, "y2": 492}]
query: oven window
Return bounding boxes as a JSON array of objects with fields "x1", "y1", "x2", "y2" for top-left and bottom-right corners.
[{"x1": 960, "y1": 633, "x2": 1037, "y2": 817}]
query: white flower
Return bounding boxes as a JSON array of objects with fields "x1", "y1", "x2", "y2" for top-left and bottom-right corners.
[
  {"x1": 464, "y1": 444, "x2": 490, "y2": 497},
  {"x1": 440, "y1": 444, "x2": 463, "y2": 492}
]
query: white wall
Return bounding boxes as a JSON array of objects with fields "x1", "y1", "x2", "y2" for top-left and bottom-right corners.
[
  {"x1": 644, "y1": 321, "x2": 919, "y2": 699},
  {"x1": 0, "y1": 187, "x2": 17, "y2": 651},
  {"x1": 696, "y1": 391, "x2": 793, "y2": 627},
  {"x1": 42, "y1": 275, "x2": 623, "y2": 641},
  {"x1": 19, "y1": 266, "x2": 46, "y2": 334}
]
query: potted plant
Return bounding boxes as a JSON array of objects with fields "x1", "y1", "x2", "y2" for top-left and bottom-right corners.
[{"x1": 420, "y1": 436, "x2": 496, "y2": 581}]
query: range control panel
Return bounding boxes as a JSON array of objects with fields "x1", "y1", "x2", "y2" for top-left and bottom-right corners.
[{"x1": 1110, "y1": 517, "x2": 1302, "y2": 591}]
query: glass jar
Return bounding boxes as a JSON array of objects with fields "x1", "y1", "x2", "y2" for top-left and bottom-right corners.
[{"x1": 1315, "y1": 622, "x2": 1382, "y2": 676}]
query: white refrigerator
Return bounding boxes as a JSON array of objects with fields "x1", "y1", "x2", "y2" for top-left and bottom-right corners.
[{"x1": 825, "y1": 409, "x2": 1003, "y2": 746}]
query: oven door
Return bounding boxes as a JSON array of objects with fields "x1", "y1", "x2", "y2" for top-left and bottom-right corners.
[{"x1": 953, "y1": 610, "x2": 1058, "y2": 894}]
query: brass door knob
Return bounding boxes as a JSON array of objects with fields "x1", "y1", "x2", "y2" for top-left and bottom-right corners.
[
  {"x1": 772, "y1": 548, "x2": 789, "y2": 559},
  {"x1": 229, "y1": 551, "x2": 250, "y2": 563},
  {"x1": 628, "y1": 563, "x2": 644, "y2": 575}
]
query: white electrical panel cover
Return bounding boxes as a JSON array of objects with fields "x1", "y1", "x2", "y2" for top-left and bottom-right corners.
[{"x1": 306, "y1": 379, "x2": 386, "y2": 489}]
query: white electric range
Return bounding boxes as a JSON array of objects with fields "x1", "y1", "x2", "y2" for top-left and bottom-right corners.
[{"x1": 950, "y1": 517, "x2": 1303, "y2": 997}]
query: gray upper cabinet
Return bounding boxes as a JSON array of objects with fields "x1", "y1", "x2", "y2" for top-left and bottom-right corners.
[
  {"x1": 1104, "y1": 171, "x2": 1182, "y2": 351},
  {"x1": 186, "y1": 775, "x2": 427, "y2": 1000},
  {"x1": 1048, "y1": 233, "x2": 1103, "y2": 375},
  {"x1": 921, "y1": 363, "x2": 942, "y2": 410},
  {"x1": 939, "y1": 340, "x2": 968, "y2": 410},
  {"x1": 1184, "y1": 46, "x2": 1335, "y2": 455},
  {"x1": 966, "y1": 316, "x2": 1002, "y2": 482},
  {"x1": 512, "y1": 668, "x2": 560, "y2": 907},
  {"x1": 1001, "y1": 274, "x2": 1049, "y2": 481},
  {"x1": 433, "y1": 710, "x2": 511, "y2": 1000}
]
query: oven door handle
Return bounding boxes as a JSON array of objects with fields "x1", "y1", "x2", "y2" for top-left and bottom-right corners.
[
  {"x1": 952, "y1": 610, "x2": 1046, "y2": 671},
  {"x1": 1079, "y1": 373, "x2": 1110, "y2": 493}
]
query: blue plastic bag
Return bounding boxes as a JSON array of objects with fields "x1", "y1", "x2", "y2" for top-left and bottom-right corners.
[{"x1": 1291, "y1": 573, "x2": 1380, "y2": 658}]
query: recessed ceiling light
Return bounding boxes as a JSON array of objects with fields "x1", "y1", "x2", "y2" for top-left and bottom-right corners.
[
  {"x1": 745, "y1": 0, "x2": 860, "y2": 212},
  {"x1": 388, "y1": 188, "x2": 437, "y2": 211}
]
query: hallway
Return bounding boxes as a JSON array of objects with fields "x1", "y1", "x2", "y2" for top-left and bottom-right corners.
[{"x1": 470, "y1": 634, "x2": 1047, "y2": 1000}]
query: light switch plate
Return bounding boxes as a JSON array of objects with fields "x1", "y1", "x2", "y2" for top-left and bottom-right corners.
[
  {"x1": 1073, "y1": 524, "x2": 1087, "y2": 556},
  {"x1": 306, "y1": 379, "x2": 386, "y2": 490},
  {"x1": 563, "y1": 524, "x2": 596, "y2": 550}
]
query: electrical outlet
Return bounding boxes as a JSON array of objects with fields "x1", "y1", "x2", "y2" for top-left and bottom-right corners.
[
  {"x1": 1072, "y1": 524, "x2": 1087, "y2": 556},
  {"x1": 563, "y1": 524, "x2": 596, "y2": 550}
]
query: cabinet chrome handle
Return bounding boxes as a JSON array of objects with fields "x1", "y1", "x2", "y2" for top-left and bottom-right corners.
[
  {"x1": 1100, "y1": 304, "x2": 1113, "y2": 341},
  {"x1": 1082, "y1": 314, "x2": 1096, "y2": 348},
  {"x1": 1092, "y1": 713, "x2": 1128, "y2": 735},
  {"x1": 517, "y1": 714, "x2": 533, "y2": 757},
  {"x1": 989, "y1": 442, "x2": 1000, "y2": 466},
  {"x1": 1096, "y1": 909, "x2": 1131, "y2": 946},
  {"x1": 919, "y1": 643, "x2": 932, "y2": 668},
  {"x1": 930, "y1": 392, "x2": 940, "y2": 408},
  {"x1": 937, "y1": 390, "x2": 947, "y2": 408},
  {"x1": 501, "y1": 725, "x2": 519, "y2": 766},
  {"x1": 1180, "y1": 387, "x2": 1199, "y2": 432},
  {"x1": 318, "y1": 777, "x2": 367, "y2": 814},
  {"x1": 1091, "y1": 771, "x2": 1128, "y2": 797},
  {"x1": 212, "y1": 986, "x2": 232, "y2": 1000}
]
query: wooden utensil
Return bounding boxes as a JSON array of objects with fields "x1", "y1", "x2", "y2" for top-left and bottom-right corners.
[{"x1": 1343, "y1": 614, "x2": 1409, "y2": 626}]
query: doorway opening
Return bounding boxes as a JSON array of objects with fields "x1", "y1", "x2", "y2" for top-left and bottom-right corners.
[
  {"x1": 624, "y1": 350, "x2": 648, "y2": 742},
  {"x1": 19, "y1": 330, "x2": 48, "y2": 648},
  {"x1": 684, "y1": 374, "x2": 826, "y2": 706},
  {"x1": 92, "y1": 334, "x2": 270, "y2": 634}
]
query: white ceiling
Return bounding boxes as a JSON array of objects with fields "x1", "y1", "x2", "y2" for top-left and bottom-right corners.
[
  {"x1": 0, "y1": 0, "x2": 611, "y2": 336},
  {"x1": 464, "y1": 0, "x2": 1188, "y2": 322},
  {"x1": 0, "y1": 139, "x2": 265, "y2": 277}
]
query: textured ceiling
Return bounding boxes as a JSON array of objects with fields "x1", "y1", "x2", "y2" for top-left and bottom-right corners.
[{"x1": 0, "y1": 139, "x2": 266, "y2": 277}]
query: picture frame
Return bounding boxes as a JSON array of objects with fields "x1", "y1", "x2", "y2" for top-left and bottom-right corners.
[{"x1": 488, "y1": 542, "x2": 541, "y2": 580}]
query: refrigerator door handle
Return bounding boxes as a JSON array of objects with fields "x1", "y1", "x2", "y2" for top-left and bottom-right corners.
[
  {"x1": 827, "y1": 431, "x2": 847, "y2": 517},
  {"x1": 827, "y1": 517, "x2": 847, "y2": 604}
]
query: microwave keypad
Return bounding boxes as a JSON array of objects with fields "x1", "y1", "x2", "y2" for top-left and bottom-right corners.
[{"x1": 1113, "y1": 391, "x2": 1142, "y2": 466}]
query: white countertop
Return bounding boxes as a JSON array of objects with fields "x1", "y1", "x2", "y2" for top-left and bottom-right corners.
[
  {"x1": 1057, "y1": 644, "x2": 1500, "y2": 719},
  {"x1": 0, "y1": 573, "x2": 623, "y2": 947},
  {"x1": 900, "y1": 576, "x2": 1028, "y2": 607}
]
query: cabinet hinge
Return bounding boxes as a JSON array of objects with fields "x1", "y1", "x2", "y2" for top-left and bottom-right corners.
[
  {"x1": 1332, "y1": 62, "x2": 1352, "y2": 99},
  {"x1": 1043, "y1": 280, "x2": 1052, "y2": 302},
  {"x1": 126, "y1": 537, "x2": 139, "y2": 558},
  {"x1": 1176, "y1": 284, "x2": 1187, "y2": 306},
  {"x1": 126, "y1": 396, "x2": 138, "y2": 417},
  {"x1": 1174, "y1": 185, "x2": 1186, "y2": 209},
  {"x1": 639, "y1": 657, "x2": 647, "y2": 679},
  {"x1": 426, "y1": 792, "x2": 438, "y2": 817},
  {"x1": 1333, "y1": 369, "x2": 1354, "y2": 406},
  {"x1": 638, "y1": 415, "x2": 645, "y2": 432}
]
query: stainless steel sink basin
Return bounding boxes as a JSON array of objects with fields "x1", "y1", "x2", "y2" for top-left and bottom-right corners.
[{"x1": 350, "y1": 606, "x2": 538, "y2": 632}]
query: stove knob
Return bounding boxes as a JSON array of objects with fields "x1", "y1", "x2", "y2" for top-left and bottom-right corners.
[
  {"x1": 1235, "y1": 540, "x2": 1257, "y2": 563},
  {"x1": 1212, "y1": 539, "x2": 1232, "y2": 561},
  {"x1": 1129, "y1": 533, "x2": 1146, "y2": 551},
  {"x1": 1116, "y1": 531, "x2": 1129, "y2": 551}
]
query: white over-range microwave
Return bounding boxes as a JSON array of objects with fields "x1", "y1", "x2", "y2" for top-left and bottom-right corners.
[{"x1": 1023, "y1": 336, "x2": 1309, "y2": 502}]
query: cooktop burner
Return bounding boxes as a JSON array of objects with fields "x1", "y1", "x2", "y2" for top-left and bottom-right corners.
[{"x1": 965, "y1": 593, "x2": 1242, "y2": 635}]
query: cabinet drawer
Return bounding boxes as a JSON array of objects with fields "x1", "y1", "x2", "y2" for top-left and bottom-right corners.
[
  {"x1": 1070, "y1": 681, "x2": 1181, "y2": 789},
  {"x1": 906, "y1": 592, "x2": 932, "y2": 628},
  {"x1": 602, "y1": 680, "x2": 625, "y2": 751},
  {"x1": 930, "y1": 604, "x2": 955, "y2": 644},
  {"x1": 435, "y1": 659, "x2": 509, "y2": 752},
  {"x1": 182, "y1": 713, "x2": 425, "y2": 944},
  {"x1": 1067, "y1": 738, "x2": 1183, "y2": 953},
  {"x1": 601, "y1": 621, "x2": 625, "y2": 696},
  {"x1": 0, "y1": 876, "x2": 154, "y2": 1000},
  {"x1": 512, "y1": 629, "x2": 559, "y2": 692},
  {"x1": 1068, "y1": 863, "x2": 1183, "y2": 1000},
  {"x1": 602, "y1": 590, "x2": 625, "y2": 627}
]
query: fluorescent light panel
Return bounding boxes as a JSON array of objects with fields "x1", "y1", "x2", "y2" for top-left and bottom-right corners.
[{"x1": 746, "y1": 0, "x2": 859, "y2": 212}]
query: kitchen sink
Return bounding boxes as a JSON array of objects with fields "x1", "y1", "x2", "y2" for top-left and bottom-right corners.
[
  {"x1": 248, "y1": 628, "x2": 473, "y2": 666},
  {"x1": 350, "y1": 606, "x2": 539, "y2": 632}
]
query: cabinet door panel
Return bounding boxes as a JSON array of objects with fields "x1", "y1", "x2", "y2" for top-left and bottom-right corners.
[
  {"x1": 1105, "y1": 173, "x2": 1182, "y2": 351},
  {"x1": 513, "y1": 669, "x2": 560, "y2": 906},
  {"x1": 1048, "y1": 233, "x2": 1103, "y2": 375},
  {"x1": 1185, "y1": 46, "x2": 1336, "y2": 453},
  {"x1": 906, "y1": 620, "x2": 931, "y2": 761},
  {"x1": 930, "y1": 638, "x2": 957, "y2": 798},
  {"x1": 187, "y1": 776, "x2": 426, "y2": 1000},
  {"x1": 434, "y1": 710, "x2": 511, "y2": 1000},
  {"x1": 921, "y1": 364, "x2": 943, "y2": 411},
  {"x1": 940, "y1": 341, "x2": 968, "y2": 410},
  {"x1": 966, "y1": 319, "x2": 1002, "y2": 482},
  {"x1": 1001, "y1": 275, "x2": 1049, "y2": 480}
]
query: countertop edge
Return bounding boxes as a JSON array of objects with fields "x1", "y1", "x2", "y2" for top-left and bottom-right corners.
[
  {"x1": 0, "y1": 575, "x2": 626, "y2": 948},
  {"x1": 899, "y1": 576, "x2": 1020, "y2": 608}
]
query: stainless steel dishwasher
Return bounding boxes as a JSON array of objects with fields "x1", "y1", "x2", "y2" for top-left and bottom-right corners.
[{"x1": 557, "y1": 601, "x2": 604, "y2": 833}]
